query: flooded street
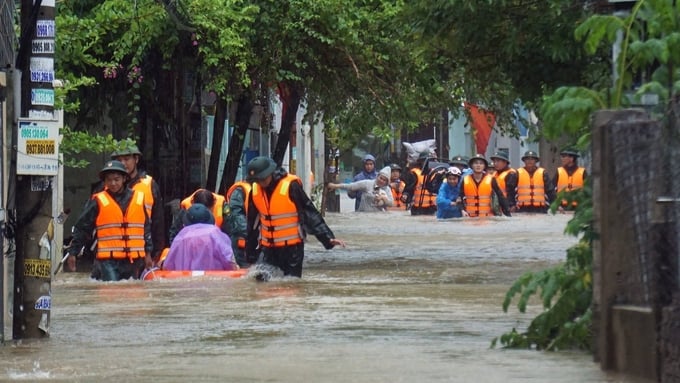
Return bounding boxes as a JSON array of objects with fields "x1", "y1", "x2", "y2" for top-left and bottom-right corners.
[{"x1": 1, "y1": 211, "x2": 650, "y2": 382}]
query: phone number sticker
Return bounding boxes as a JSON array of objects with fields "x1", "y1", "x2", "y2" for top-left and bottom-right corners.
[
  {"x1": 26, "y1": 140, "x2": 55, "y2": 155},
  {"x1": 24, "y1": 258, "x2": 51, "y2": 278}
]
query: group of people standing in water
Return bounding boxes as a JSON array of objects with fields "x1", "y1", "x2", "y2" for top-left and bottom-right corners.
[
  {"x1": 65, "y1": 142, "x2": 583, "y2": 282},
  {"x1": 67, "y1": 147, "x2": 345, "y2": 282},
  {"x1": 338, "y1": 148, "x2": 587, "y2": 220}
]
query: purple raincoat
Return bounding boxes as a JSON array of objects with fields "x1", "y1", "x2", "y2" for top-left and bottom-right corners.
[{"x1": 163, "y1": 223, "x2": 238, "y2": 271}]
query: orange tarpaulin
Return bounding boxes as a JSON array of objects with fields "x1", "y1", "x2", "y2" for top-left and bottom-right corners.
[{"x1": 465, "y1": 103, "x2": 496, "y2": 155}]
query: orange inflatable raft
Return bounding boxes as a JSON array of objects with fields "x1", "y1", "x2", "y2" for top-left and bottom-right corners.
[{"x1": 142, "y1": 267, "x2": 248, "y2": 281}]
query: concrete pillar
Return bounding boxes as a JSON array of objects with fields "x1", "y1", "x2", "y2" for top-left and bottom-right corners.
[{"x1": 13, "y1": 0, "x2": 57, "y2": 339}]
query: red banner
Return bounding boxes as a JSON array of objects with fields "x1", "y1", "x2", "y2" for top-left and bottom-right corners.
[{"x1": 465, "y1": 103, "x2": 495, "y2": 155}]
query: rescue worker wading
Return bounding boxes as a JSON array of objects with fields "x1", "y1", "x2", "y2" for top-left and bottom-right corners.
[
  {"x1": 69, "y1": 160, "x2": 152, "y2": 281},
  {"x1": 388, "y1": 163, "x2": 406, "y2": 210},
  {"x1": 460, "y1": 154, "x2": 511, "y2": 217},
  {"x1": 555, "y1": 147, "x2": 586, "y2": 212},
  {"x1": 489, "y1": 151, "x2": 518, "y2": 211},
  {"x1": 245, "y1": 156, "x2": 346, "y2": 278},
  {"x1": 402, "y1": 152, "x2": 437, "y2": 215},
  {"x1": 225, "y1": 180, "x2": 253, "y2": 268},
  {"x1": 516, "y1": 150, "x2": 557, "y2": 213},
  {"x1": 110, "y1": 144, "x2": 166, "y2": 262}
]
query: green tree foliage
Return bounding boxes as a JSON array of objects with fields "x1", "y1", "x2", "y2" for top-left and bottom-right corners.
[
  {"x1": 301, "y1": 0, "x2": 451, "y2": 144},
  {"x1": 403, "y1": 0, "x2": 595, "y2": 135},
  {"x1": 55, "y1": 0, "x2": 450, "y2": 169},
  {"x1": 57, "y1": 0, "x2": 177, "y2": 129},
  {"x1": 55, "y1": 0, "x2": 599, "y2": 168},
  {"x1": 497, "y1": 0, "x2": 679, "y2": 351},
  {"x1": 541, "y1": 0, "x2": 680, "y2": 144},
  {"x1": 492, "y1": 185, "x2": 594, "y2": 351},
  {"x1": 182, "y1": 1, "x2": 258, "y2": 94}
]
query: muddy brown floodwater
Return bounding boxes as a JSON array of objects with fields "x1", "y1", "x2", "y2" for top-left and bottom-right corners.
[{"x1": 0, "y1": 212, "x2": 653, "y2": 382}]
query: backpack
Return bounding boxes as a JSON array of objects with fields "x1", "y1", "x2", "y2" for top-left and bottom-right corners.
[{"x1": 424, "y1": 163, "x2": 449, "y2": 194}]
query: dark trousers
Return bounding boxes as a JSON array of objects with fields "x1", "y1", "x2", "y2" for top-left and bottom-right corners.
[
  {"x1": 91, "y1": 258, "x2": 145, "y2": 281},
  {"x1": 233, "y1": 247, "x2": 250, "y2": 268},
  {"x1": 262, "y1": 243, "x2": 305, "y2": 277},
  {"x1": 410, "y1": 206, "x2": 437, "y2": 216},
  {"x1": 516, "y1": 205, "x2": 549, "y2": 214}
]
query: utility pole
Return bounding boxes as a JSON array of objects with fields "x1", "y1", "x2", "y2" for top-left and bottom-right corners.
[
  {"x1": 11, "y1": 0, "x2": 57, "y2": 339},
  {"x1": 0, "y1": 0, "x2": 18, "y2": 345}
]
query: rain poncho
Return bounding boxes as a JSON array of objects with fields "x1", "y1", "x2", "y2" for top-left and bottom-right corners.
[
  {"x1": 163, "y1": 223, "x2": 238, "y2": 271},
  {"x1": 436, "y1": 181, "x2": 462, "y2": 219}
]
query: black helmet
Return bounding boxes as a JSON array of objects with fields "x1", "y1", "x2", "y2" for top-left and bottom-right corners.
[
  {"x1": 389, "y1": 163, "x2": 402, "y2": 171},
  {"x1": 99, "y1": 160, "x2": 128, "y2": 180},
  {"x1": 110, "y1": 144, "x2": 142, "y2": 159},
  {"x1": 560, "y1": 147, "x2": 580, "y2": 158},
  {"x1": 490, "y1": 151, "x2": 510, "y2": 163},
  {"x1": 521, "y1": 150, "x2": 540, "y2": 161},
  {"x1": 247, "y1": 156, "x2": 277, "y2": 181},
  {"x1": 468, "y1": 154, "x2": 488, "y2": 167},
  {"x1": 450, "y1": 155, "x2": 467, "y2": 167}
]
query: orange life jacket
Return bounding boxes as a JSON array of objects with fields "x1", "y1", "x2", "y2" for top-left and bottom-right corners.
[
  {"x1": 226, "y1": 182, "x2": 252, "y2": 249},
  {"x1": 94, "y1": 190, "x2": 146, "y2": 260},
  {"x1": 251, "y1": 174, "x2": 303, "y2": 248},
  {"x1": 389, "y1": 180, "x2": 405, "y2": 210},
  {"x1": 494, "y1": 168, "x2": 516, "y2": 198},
  {"x1": 130, "y1": 175, "x2": 154, "y2": 217},
  {"x1": 180, "y1": 190, "x2": 226, "y2": 228},
  {"x1": 462, "y1": 174, "x2": 493, "y2": 217},
  {"x1": 517, "y1": 167, "x2": 547, "y2": 207},
  {"x1": 557, "y1": 167, "x2": 585, "y2": 207},
  {"x1": 412, "y1": 168, "x2": 436, "y2": 209}
]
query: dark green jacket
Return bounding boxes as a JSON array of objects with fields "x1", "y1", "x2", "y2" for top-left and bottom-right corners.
[
  {"x1": 246, "y1": 168, "x2": 336, "y2": 260},
  {"x1": 70, "y1": 188, "x2": 152, "y2": 257}
]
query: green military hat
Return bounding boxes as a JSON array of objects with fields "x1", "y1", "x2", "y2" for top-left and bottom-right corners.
[
  {"x1": 99, "y1": 160, "x2": 128, "y2": 180},
  {"x1": 560, "y1": 147, "x2": 580, "y2": 158},
  {"x1": 521, "y1": 150, "x2": 540, "y2": 161},
  {"x1": 490, "y1": 151, "x2": 510, "y2": 163},
  {"x1": 450, "y1": 155, "x2": 467, "y2": 167},
  {"x1": 247, "y1": 156, "x2": 277, "y2": 181},
  {"x1": 110, "y1": 144, "x2": 142, "y2": 159},
  {"x1": 468, "y1": 153, "x2": 488, "y2": 167}
]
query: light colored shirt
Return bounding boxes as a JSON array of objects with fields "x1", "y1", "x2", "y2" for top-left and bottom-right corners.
[{"x1": 338, "y1": 180, "x2": 393, "y2": 212}]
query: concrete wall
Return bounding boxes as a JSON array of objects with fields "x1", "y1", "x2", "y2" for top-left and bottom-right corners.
[{"x1": 591, "y1": 109, "x2": 662, "y2": 381}]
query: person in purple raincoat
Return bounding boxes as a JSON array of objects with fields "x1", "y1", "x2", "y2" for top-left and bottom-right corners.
[{"x1": 162, "y1": 203, "x2": 238, "y2": 271}]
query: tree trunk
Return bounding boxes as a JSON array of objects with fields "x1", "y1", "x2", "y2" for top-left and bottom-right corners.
[
  {"x1": 219, "y1": 92, "x2": 253, "y2": 193},
  {"x1": 206, "y1": 97, "x2": 227, "y2": 192},
  {"x1": 272, "y1": 82, "x2": 302, "y2": 166}
]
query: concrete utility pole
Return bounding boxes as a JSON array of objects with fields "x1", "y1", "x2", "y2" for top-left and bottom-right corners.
[
  {"x1": 12, "y1": 0, "x2": 58, "y2": 339},
  {"x1": 0, "y1": 0, "x2": 18, "y2": 345}
]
